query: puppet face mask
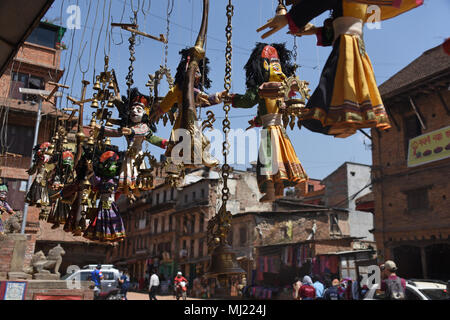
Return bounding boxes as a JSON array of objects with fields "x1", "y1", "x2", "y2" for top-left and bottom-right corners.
[
  {"x1": 130, "y1": 104, "x2": 145, "y2": 123},
  {"x1": 261, "y1": 45, "x2": 286, "y2": 82},
  {"x1": 99, "y1": 151, "x2": 120, "y2": 178}
]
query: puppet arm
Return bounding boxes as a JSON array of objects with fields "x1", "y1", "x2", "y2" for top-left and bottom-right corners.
[
  {"x1": 145, "y1": 132, "x2": 168, "y2": 149},
  {"x1": 230, "y1": 88, "x2": 259, "y2": 109}
]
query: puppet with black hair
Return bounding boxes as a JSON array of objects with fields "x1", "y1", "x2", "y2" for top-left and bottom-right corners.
[
  {"x1": 47, "y1": 150, "x2": 75, "y2": 229},
  {"x1": 83, "y1": 148, "x2": 126, "y2": 242},
  {"x1": 258, "y1": 0, "x2": 423, "y2": 138},
  {"x1": 150, "y1": 48, "x2": 227, "y2": 168},
  {"x1": 0, "y1": 179, "x2": 15, "y2": 234},
  {"x1": 25, "y1": 142, "x2": 53, "y2": 207},
  {"x1": 230, "y1": 43, "x2": 308, "y2": 202},
  {"x1": 97, "y1": 87, "x2": 168, "y2": 198}
]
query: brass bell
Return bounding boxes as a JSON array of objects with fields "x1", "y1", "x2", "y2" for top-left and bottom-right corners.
[
  {"x1": 87, "y1": 136, "x2": 95, "y2": 146},
  {"x1": 108, "y1": 80, "x2": 115, "y2": 90},
  {"x1": 104, "y1": 137, "x2": 111, "y2": 146},
  {"x1": 89, "y1": 118, "x2": 97, "y2": 128},
  {"x1": 82, "y1": 177, "x2": 91, "y2": 187},
  {"x1": 93, "y1": 80, "x2": 101, "y2": 91},
  {"x1": 62, "y1": 136, "x2": 68, "y2": 144},
  {"x1": 91, "y1": 99, "x2": 99, "y2": 108},
  {"x1": 46, "y1": 144, "x2": 55, "y2": 155},
  {"x1": 107, "y1": 99, "x2": 114, "y2": 108}
]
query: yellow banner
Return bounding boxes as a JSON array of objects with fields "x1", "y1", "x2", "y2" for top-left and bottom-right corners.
[{"x1": 407, "y1": 125, "x2": 450, "y2": 167}]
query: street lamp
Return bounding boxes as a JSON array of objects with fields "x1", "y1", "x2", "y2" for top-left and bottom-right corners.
[{"x1": 18, "y1": 87, "x2": 62, "y2": 234}]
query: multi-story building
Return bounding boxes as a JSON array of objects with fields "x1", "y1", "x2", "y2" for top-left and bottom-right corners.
[
  {"x1": 372, "y1": 43, "x2": 450, "y2": 280},
  {"x1": 0, "y1": 21, "x2": 68, "y2": 268},
  {"x1": 108, "y1": 166, "x2": 269, "y2": 289},
  {"x1": 230, "y1": 199, "x2": 376, "y2": 299}
]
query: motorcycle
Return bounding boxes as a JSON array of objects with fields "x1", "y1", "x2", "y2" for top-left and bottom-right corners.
[{"x1": 175, "y1": 281, "x2": 187, "y2": 301}]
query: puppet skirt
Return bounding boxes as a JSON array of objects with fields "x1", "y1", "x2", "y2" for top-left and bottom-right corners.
[
  {"x1": 47, "y1": 198, "x2": 71, "y2": 228},
  {"x1": 257, "y1": 125, "x2": 308, "y2": 196},
  {"x1": 301, "y1": 34, "x2": 391, "y2": 138},
  {"x1": 84, "y1": 202, "x2": 125, "y2": 242}
]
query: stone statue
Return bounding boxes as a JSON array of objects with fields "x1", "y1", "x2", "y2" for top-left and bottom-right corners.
[
  {"x1": 25, "y1": 244, "x2": 66, "y2": 278},
  {"x1": 3, "y1": 211, "x2": 23, "y2": 234}
]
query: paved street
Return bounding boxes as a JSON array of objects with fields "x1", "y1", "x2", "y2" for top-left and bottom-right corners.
[{"x1": 127, "y1": 291, "x2": 203, "y2": 300}]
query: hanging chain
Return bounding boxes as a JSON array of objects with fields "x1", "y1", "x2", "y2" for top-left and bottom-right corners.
[
  {"x1": 126, "y1": 12, "x2": 138, "y2": 91},
  {"x1": 221, "y1": 1, "x2": 233, "y2": 204},
  {"x1": 293, "y1": 36, "x2": 299, "y2": 71},
  {"x1": 164, "y1": 0, "x2": 173, "y2": 68}
]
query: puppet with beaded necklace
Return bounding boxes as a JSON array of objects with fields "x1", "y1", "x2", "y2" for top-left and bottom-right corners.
[
  {"x1": 230, "y1": 43, "x2": 308, "y2": 202},
  {"x1": 97, "y1": 88, "x2": 168, "y2": 200}
]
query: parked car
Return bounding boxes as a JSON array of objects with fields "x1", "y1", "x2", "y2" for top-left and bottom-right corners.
[
  {"x1": 61, "y1": 264, "x2": 121, "y2": 299},
  {"x1": 364, "y1": 279, "x2": 448, "y2": 300}
]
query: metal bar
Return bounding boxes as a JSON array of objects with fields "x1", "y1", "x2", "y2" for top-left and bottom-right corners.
[
  {"x1": 358, "y1": 129, "x2": 372, "y2": 140},
  {"x1": 408, "y1": 96, "x2": 426, "y2": 130},
  {"x1": 21, "y1": 98, "x2": 42, "y2": 234}
]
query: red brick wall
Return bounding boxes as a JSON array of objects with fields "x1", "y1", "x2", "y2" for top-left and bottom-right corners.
[{"x1": 372, "y1": 88, "x2": 450, "y2": 260}]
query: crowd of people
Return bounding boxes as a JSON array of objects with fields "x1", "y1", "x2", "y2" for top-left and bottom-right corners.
[{"x1": 291, "y1": 260, "x2": 405, "y2": 300}]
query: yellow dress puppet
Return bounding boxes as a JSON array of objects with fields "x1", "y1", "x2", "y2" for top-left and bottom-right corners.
[
  {"x1": 231, "y1": 43, "x2": 308, "y2": 202},
  {"x1": 260, "y1": 0, "x2": 423, "y2": 138}
]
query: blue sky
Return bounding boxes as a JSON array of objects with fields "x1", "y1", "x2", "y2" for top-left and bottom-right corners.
[{"x1": 44, "y1": 0, "x2": 450, "y2": 180}]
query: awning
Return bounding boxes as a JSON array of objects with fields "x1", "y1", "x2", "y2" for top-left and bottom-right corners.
[{"x1": 0, "y1": 0, "x2": 54, "y2": 76}]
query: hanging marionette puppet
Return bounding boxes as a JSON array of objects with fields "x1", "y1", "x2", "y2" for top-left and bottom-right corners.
[
  {"x1": 257, "y1": 0, "x2": 423, "y2": 138},
  {"x1": 25, "y1": 142, "x2": 53, "y2": 207},
  {"x1": 47, "y1": 150, "x2": 75, "y2": 229},
  {"x1": 0, "y1": 179, "x2": 15, "y2": 235},
  {"x1": 229, "y1": 43, "x2": 308, "y2": 202},
  {"x1": 150, "y1": 48, "x2": 228, "y2": 168},
  {"x1": 83, "y1": 148, "x2": 126, "y2": 242},
  {"x1": 95, "y1": 88, "x2": 168, "y2": 199}
]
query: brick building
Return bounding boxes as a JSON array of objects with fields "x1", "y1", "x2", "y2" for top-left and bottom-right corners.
[
  {"x1": 0, "y1": 21, "x2": 68, "y2": 269},
  {"x1": 230, "y1": 199, "x2": 376, "y2": 298},
  {"x1": 108, "y1": 166, "x2": 269, "y2": 290},
  {"x1": 372, "y1": 43, "x2": 450, "y2": 280}
]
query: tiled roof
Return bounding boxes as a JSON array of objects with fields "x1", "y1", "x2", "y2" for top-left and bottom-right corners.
[{"x1": 379, "y1": 44, "x2": 450, "y2": 99}]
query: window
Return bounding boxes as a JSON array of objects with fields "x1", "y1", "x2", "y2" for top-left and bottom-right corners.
[
  {"x1": 169, "y1": 215, "x2": 173, "y2": 231},
  {"x1": 404, "y1": 115, "x2": 422, "y2": 157},
  {"x1": 330, "y1": 214, "x2": 341, "y2": 235},
  {"x1": 308, "y1": 184, "x2": 314, "y2": 193},
  {"x1": 9, "y1": 73, "x2": 44, "y2": 101},
  {"x1": 190, "y1": 240, "x2": 195, "y2": 258},
  {"x1": 156, "y1": 193, "x2": 160, "y2": 205},
  {"x1": 185, "y1": 194, "x2": 188, "y2": 203},
  {"x1": 170, "y1": 188, "x2": 174, "y2": 200},
  {"x1": 239, "y1": 227, "x2": 247, "y2": 246},
  {"x1": 193, "y1": 191, "x2": 196, "y2": 200},
  {"x1": 163, "y1": 191, "x2": 167, "y2": 202},
  {"x1": 162, "y1": 216, "x2": 166, "y2": 233},
  {"x1": 406, "y1": 188, "x2": 429, "y2": 212},
  {"x1": 154, "y1": 218, "x2": 158, "y2": 234},
  {"x1": 199, "y1": 213, "x2": 204, "y2": 233},
  {"x1": 201, "y1": 189, "x2": 205, "y2": 198},
  {"x1": 198, "y1": 238, "x2": 204, "y2": 257},
  {"x1": 27, "y1": 24, "x2": 58, "y2": 48},
  {"x1": 79, "y1": 271, "x2": 92, "y2": 281}
]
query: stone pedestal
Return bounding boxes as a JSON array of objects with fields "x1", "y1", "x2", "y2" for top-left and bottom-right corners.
[
  {"x1": 33, "y1": 273, "x2": 60, "y2": 280},
  {"x1": 9, "y1": 234, "x2": 28, "y2": 272},
  {"x1": 7, "y1": 272, "x2": 32, "y2": 280}
]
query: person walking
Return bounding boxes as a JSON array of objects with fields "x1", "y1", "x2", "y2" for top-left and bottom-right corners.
[
  {"x1": 299, "y1": 276, "x2": 316, "y2": 300},
  {"x1": 118, "y1": 269, "x2": 130, "y2": 300},
  {"x1": 323, "y1": 279, "x2": 341, "y2": 300},
  {"x1": 91, "y1": 264, "x2": 104, "y2": 300},
  {"x1": 149, "y1": 269, "x2": 160, "y2": 300},
  {"x1": 352, "y1": 275, "x2": 363, "y2": 300},
  {"x1": 312, "y1": 275, "x2": 325, "y2": 300},
  {"x1": 292, "y1": 277, "x2": 302, "y2": 300},
  {"x1": 380, "y1": 260, "x2": 406, "y2": 300}
]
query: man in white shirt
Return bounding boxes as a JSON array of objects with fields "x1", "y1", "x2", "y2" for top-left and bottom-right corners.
[{"x1": 149, "y1": 269, "x2": 160, "y2": 300}]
